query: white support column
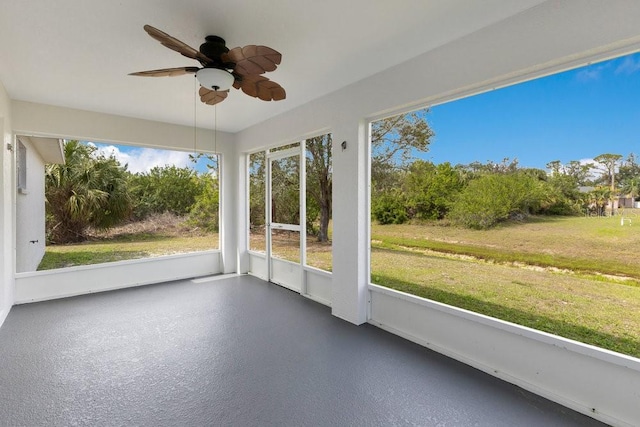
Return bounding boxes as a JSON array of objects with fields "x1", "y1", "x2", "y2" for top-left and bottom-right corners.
[
  {"x1": 330, "y1": 120, "x2": 369, "y2": 325},
  {"x1": 236, "y1": 152, "x2": 250, "y2": 274},
  {"x1": 299, "y1": 141, "x2": 307, "y2": 294},
  {"x1": 220, "y1": 145, "x2": 238, "y2": 274}
]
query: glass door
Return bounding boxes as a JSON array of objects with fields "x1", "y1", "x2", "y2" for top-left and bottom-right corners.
[{"x1": 267, "y1": 146, "x2": 304, "y2": 291}]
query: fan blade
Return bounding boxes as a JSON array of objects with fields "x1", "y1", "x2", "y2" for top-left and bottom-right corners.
[
  {"x1": 224, "y1": 45, "x2": 282, "y2": 75},
  {"x1": 199, "y1": 87, "x2": 229, "y2": 105},
  {"x1": 238, "y1": 75, "x2": 286, "y2": 101},
  {"x1": 144, "y1": 25, "x2": 213, "y2": 65},
  {"x1": 129, "y1": 67, "x2": 199, "y2": 77}
]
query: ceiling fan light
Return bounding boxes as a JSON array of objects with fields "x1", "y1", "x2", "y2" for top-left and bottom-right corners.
[{"x1": 196, "y1": 68, "x2": 234, "y2": 91}]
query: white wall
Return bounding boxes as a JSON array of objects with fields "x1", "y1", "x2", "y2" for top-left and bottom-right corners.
[
  {"x1": 0, "y1": 81, "x2": 14, "y2": 327},
  {"x1": 15, "y1": 137, "x2": 46, "y2": 273}
]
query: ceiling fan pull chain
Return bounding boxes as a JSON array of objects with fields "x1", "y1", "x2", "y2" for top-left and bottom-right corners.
[
  {"x1": 214, "y1": 103, "x2": 217, "y2": 154},
  {"x1": 194, "y1": 75, "x2": 198, "y2": 154}
]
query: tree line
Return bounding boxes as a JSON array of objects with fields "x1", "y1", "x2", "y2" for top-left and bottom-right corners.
[
  {"x1": 250, "y1": 109, "x2": 640, "y2": 237},
  {"x1": 47, "y1": 112, "x2": 640, "y2": 243},
  {"x1": 45, "y1": 140, "x2": 219, "y2": 243},
  {"x1": 370, "y1": 114, "x2": 640, "y2": 229}
]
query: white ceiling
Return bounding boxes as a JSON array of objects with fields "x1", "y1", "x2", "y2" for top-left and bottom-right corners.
[{"x1": 0, "y1": 0, "x2": 547, "y2": 133}]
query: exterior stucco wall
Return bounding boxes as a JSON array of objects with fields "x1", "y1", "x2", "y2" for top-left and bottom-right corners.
[{"x1": 15, "y1": 137, "x2": 46, "y2": 273}]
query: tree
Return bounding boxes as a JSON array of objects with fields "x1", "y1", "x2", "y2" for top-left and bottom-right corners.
[
  {"x1": 618, "y1": 153, "x2": 640, "y2": 205},
  {"x1": 546, "y1": 160, "x2": 563, "y2": 176},
  {"x1": 547, "y1": 159, "x2": 594, "y2": 185},
  {"x1": 456, "y1": 158, "x2": 521, "y2": 182},
  {"x1": 593, "y1": 153, "x2": 622, "y2": 214},
  {"x1": 370, "y1": 109, "x2": 436, "y2": 221},
  {"x1": 370, "y1": 108, "x2": 435, "y2": 193},
  {"x1": 593, "y1": 153, "x2": 622, "y2": 192},
  {"x1": 270, "y1": 154, "x2": 300, "y2": 225},
  {"x1": 586, "y1": 186, "x2": 611, "y2": 216},
  {"x1": 45, "y1": 140, "x2": 131, "y2": 243},
  {"x1": 302, "y1": 111, "x2": 435, "y2": 235},
  {"x1": 249, "y1": 151, "x2": 266, "y2": 227},
  {"x1": 484, "y1": 157, "x2": 520, "y2": 174},
  {"x1": 542, "y1": 159, "x2": 595, "y2": 214},
  {"x1": 564, "y1": 160, "x2": 594, "y2": 186},
  {"x1": 305, "y1": 134, "x2": 332, "y2": 242}
]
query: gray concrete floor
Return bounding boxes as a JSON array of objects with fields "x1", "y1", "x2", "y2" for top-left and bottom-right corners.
[{"x1": 0, "y1": 274, "x2": 606, "y2": 426}]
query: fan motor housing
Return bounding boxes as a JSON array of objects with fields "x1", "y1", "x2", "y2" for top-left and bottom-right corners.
[{"x1": 200, "y1": 36, "x2": 229, "y2": 62}]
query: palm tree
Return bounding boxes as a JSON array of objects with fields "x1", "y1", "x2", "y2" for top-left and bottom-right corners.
[
  {"x1": 587, "y1": 186, "x2": 610, "y2": 216},
  {"x1": 620, "y1": 176, "x2": 640, "y2": 208},
  {"x1": 45, "y1": 140, "x2": 131, "y2": 243}
]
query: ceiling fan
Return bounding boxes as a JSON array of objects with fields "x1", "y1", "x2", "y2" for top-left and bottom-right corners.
[{"x1": 130, "y1": 25, "x2": 286, "y2": 106}]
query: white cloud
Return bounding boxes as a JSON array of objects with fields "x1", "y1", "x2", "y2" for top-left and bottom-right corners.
[
  {"x1": 575, "y1": 65, "x2": 605, "y2": 82},
  {"x1": 615, "y1": 56, "x2": 640, "y2": 75},
  {"x1": 90, "y1": 143, "x2": 193, "y2": 174}
]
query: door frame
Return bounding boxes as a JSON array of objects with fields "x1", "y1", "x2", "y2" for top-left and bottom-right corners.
[{"x1": 265, "y1": 145, "x2": 306, "y2": 292}]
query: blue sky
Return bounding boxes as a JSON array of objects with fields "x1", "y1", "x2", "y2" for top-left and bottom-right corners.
[{"x1": 422, "y1": 51, "x2": 640, "y2": 169}]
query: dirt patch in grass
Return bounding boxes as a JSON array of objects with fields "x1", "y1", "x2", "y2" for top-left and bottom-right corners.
[
  {"x1": 372, "y1": 213, "x2": 640, "y2": 280},
  {"x1": 87, "y1": 212, "x2": 208, "y2": 240}
]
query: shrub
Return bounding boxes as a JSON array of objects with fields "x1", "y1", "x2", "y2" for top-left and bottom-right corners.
[
  {"x1": 448, "y1": 173, "x2": 545, "y2": 229},
  {"x1": 404, "y1": 161, "x2": 464, "y2": 220},
  {"x1": 372, "y1": 191, "x2": 408, "y2": 224},
  {"x1": 129, "y1": 165, "x2": 200, "y2": 219}
]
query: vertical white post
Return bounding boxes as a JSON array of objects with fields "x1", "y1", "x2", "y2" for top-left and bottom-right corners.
[
  {"x1": 330, "y1": 120, "x2": 369, "y2": 324},
  {"x1": 220, "y1": 145, "x2": 239, "y2": 274},
  {"x1": 266, "y1": 150, "x2": 272, "y2": 281},
  {"x1": 300, "y1": 141, "x2": 307, "y2": 295},
  {"x1": 236, "y1": 151, "x2": 249, "y2": 274}
]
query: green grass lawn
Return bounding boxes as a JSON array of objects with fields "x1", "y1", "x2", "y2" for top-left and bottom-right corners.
[
  {"x1": 39, "y1": 233, "x2": 219, "y2": 270},
  {"x1": 371, "y1": 213, "x2": 640, "y2": 278},
  {"x1": 371, "y1": 214, "x2": 640, "y2": 358},
  {"x1": 371, "y1": 248, "x2": 640, "y2": 357}
]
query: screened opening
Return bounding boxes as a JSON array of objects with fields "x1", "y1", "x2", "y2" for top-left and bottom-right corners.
[
  {"x1": 38, "y1": 140, "x2": 220, "y2": 270},
  {"x1": 369, "y1": 52, "x2": 640, "y2": 358},
  {"x1": 305, "y1": 133, "x2": 333, "y2": 271},
  {"x1": 247, "y1": 133, "x2": 333, "y2": 273},
  {"x1": 249, "y1": 151, "x2": 266, "y2": 253}
]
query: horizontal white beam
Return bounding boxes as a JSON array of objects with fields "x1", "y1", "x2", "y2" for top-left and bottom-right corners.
[{"x1": 15, "y1": 251, "x2": 221, "y2": 304}]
